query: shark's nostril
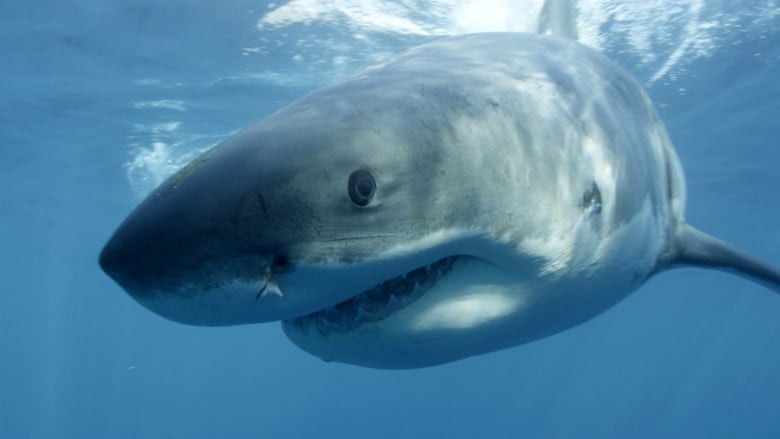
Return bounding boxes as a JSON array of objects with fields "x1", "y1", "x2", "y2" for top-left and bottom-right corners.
[{"x1": 272, "y1": 254, "x2": 289, "y2": 269}]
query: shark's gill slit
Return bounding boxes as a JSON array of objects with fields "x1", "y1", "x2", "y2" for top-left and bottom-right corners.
[{"x1": 285, "y1": 256, "x2": 458, "y2": 334}]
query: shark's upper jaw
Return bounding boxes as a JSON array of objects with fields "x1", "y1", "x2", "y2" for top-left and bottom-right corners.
[{"x1": 283, "y1": 256, "x2": 459, "y2": 334}]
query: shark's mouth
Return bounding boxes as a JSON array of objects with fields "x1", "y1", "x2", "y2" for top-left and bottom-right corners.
[{"x1": 283, "y1": 256, "x2": 457, "y2": 334}]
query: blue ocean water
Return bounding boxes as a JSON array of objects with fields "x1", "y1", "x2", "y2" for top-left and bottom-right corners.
[{"x1": 1, "y1": 1, "x2": 779, "y2": 438}]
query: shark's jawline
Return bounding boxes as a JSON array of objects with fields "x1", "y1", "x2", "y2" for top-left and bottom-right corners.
[{"x1": 284, "y1": 256, "x2": 459, "y2": 334}]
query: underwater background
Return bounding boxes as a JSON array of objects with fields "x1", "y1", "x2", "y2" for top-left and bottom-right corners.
[{"x1": 2, "y1": 0, "x2": 779, "y2": 437}]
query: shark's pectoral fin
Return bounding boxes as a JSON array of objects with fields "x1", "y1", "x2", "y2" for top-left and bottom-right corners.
[{"x1": 664, "y1": 223, "x2": 780, "y2": 293}]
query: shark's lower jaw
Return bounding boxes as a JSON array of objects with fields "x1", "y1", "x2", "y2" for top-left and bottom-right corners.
[{"x1": 283, "y1": 256, "x2": 458, "y2": 334}]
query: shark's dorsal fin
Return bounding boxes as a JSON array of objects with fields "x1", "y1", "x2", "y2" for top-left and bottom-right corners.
[
  {"x1": 666, "y1": 224, "x2": 780, "y2": 293},
  {"x1": 538, "y1": 0, "x2": 578, "y2": 40}
]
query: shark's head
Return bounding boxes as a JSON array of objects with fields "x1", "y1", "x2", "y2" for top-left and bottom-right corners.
[
  {"x1": 100, "y1": 68, "x2": 537, "y2": 368},
  {"x1": 102, "y1": 56, "x2": 532, "y2": 301}
]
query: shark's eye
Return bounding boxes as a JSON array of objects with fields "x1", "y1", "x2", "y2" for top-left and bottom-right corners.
[
  {"x1": 348, "y1": 169, "x2": 375, "y2": 206},
  {"x1": 581, "y1": 182, "x2": 602, "y2": 215}
]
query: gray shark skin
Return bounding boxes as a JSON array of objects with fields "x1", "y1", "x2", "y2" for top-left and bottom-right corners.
[{"x1": 100, "y1": 33, "x2": 780, "y2": 369}]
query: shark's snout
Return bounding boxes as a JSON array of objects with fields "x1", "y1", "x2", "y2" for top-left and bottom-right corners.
[
  {"x1": 99, "y1": 199, "x2": 199, "y2": 296},
  {"x1": 99, "y1": 155, "x2": 303, "y2": 326},
  {"x1": 100, "y1": 205, "x2": 301, "y2": 326}
]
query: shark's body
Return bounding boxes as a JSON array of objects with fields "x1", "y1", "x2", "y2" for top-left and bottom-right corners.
[{"x1": 100, "y1": 33, "x2": 780, "y2": 368}]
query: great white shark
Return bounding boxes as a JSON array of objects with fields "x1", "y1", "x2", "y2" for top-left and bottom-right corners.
[{"x1": 100, "y1": 4, "x2": 780, "y2": 369}]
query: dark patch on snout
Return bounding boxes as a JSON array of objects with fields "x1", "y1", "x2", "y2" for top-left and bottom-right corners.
[{"x1": 272, "y1": 254, "x2": 289, "y2": 270}]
